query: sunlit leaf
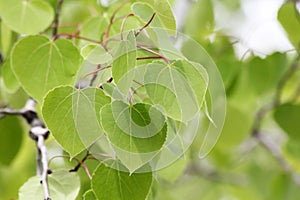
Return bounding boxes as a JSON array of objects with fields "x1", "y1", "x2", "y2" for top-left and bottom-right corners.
[
  {"x1": 81, "y1": 44, "x2": 112, "y2": 64},
  {"x1": 11, "y1": 35, "x2": 82, "y2": 103},
  {"x1": 132, "y1": 0, "x2": 176, "y2": 33},
  {"x1": 80, "y1": 16, "x2": 108, "y2": 42},
  {"x1": 184, "y1": 0, "x2": 214, "y2": 40},
  {"x1": 19, "y1": 170, "x2": 80, "y2": 200},
  {"x1": 1, "y1": 22, "x2": 18, "y2": 57},
  {"x1": 42, "y1": 86, "x2": 110, "y2": 157},
  {"x1": 144, "y1": 62, "x2": 199, "y2": 122},
  {"x1": 0, "y1": 0, "x2": 54, "y2": 34},
  {"x1": 112, "y1": 31, "x2": 137, "y2": 83},
  {"x1": 172, "y1": 59, "x2": 208, "y2": 108},
  {"x1": 278, "y1": 2, "x2": 300, "y2": 48}
]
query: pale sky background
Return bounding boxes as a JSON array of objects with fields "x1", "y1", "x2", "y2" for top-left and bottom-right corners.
[
  {"x1": 214, "y1": 0, "x2": 294, "y2": 58},
  {"x1": 174, "y1": 0, "x2": 296, "y2": 58}
]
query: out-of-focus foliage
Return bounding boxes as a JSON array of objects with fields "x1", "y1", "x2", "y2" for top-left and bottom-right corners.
[{"x1": 0, "y1": 0, "x2": 300, "y2": 199}]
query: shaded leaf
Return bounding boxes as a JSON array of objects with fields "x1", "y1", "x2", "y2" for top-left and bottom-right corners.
[
  {"x1": 83, "y1": 190, "x2": 98, "y2": 200},
  {"x1": 0, "y1": 116, "x2": 23, "y2": 166},
  {"x1": 92, "y1": 164, "x2": 152, "y2": 200},
  {"x1": 1, "y1": 59, "x2": 20, "y2": 93},
  {"x1": 100, "y1": 102, "x2": 167, "y2": 153},
  {"x1": 274, "y1": 103, "x2": 300, "y2": 140}
]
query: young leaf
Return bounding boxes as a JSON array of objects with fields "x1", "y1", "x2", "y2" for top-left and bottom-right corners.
[
  {"x1": 0, "y1": 0, "x2": 54, "y2": 34},
  {"x1": 19, "y1": 170, "x2": 80, "y2": 200},
  {"x1": 11, "y1": 35, "x2": 82, "y2": 103},
  {"x1": 278, "y1": 2, "x2": 300, "y2": 49},
  {"x1": 132, "y1": 0, "x2": 176, "y2": 33},
  {"x1": 42, "y1": 86, "x2": 110, "y2": 157},
  {"x1": 92, "y1": 164, "x2": 152, "y2": 200},
  {"x1": 112, "y1": 31, "x2": 137, "y2": 83}
]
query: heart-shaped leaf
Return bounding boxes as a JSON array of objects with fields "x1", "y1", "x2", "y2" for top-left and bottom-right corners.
[
  {"x1": 92, "y1": 164, "x2": 152, "y2": 200},
  {"x1": 19, "y1": 170, "x2": 80, "y2": 200},
  {"x1": 0, "y1": 0, "x2": 54, "y2": 34},
  {"x1": 11, "y1": 35, "x2": 82, "y2": 103},
  {"x1": 42, "y1": 86, "x2": 110, "y2": 157}
]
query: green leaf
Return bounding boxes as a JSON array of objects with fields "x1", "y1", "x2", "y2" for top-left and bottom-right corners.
[
  {"x1": 58, "y1": 0, "x2": 101, "y2": 34},
  {"x1": 92, "y1": 164, "x2": 152, "y2": 200},
  {"x1": 83, "y1": 190, "x2": 97, "y2": 200},
  {"x1": 1, "y1": 22, "x2": 18, "y2": 57},
  {"x1": 132, "y1": 0, "x2": 176, "y2": 33},
  {"x1": 1, "y1": 59, "x2": 20, "y2": 93},
  {"x1": 274, "y1": 103, "x2": 300, "y2": 140},
  {"x1": 269, "y1": 173, "x2": 300, "y2": 200},
  {"x1": 157, "y1": 158, "x2": 187, "y2": 183},
  {"x1": 0, "y1": 115, "x2": 23, "y2": 166},
  {"x1": 81, "y1": 44, "x2": 112, "y2": 64},
  {"x1": 212, "y1": 102, "x2": 252, "y2": 158},
  {"x1": 0, "y1": 0, "x2": 54, "y2": 34},
  {"x1": 80, "y1": 16, "x2": 108, "y2": 42},
  {"x1": 100, "y1": 102, "x2": 167, "y2": 172},
  {"x1": 144, "y1": 63, "x2": 199, "y2": 122},
  {"x1": 19, "y1": 170, "x2": 80, "y2": 200},
  {"x1": 11, "y1": 35, "x2": 82, "y2": 103},
  {"x1": 278, "y1": 2, "x2": 300, "y2": 48},
  {"x1": 100, "y1": 102, "x2": 167, "y2": 153},
  {"x1": 112, "y1": 31, "x2": 137, "y2": 83},
  {"x1": 184, "y1": 0, "x2": 214, "y2": 40},
  {"x1": 172, "y1": 59, "x2": 208, "y2": 108},
  {"x1": 42, "y1": 86, "x2": 110, "y2": 157}
]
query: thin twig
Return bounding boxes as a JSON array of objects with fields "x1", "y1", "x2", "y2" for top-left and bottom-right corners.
[
  {"x1": 252, "y1": 56, "x2": 300, "y2": 136},
  {"x1": 103, "y1": 0, "x2": 131, "y2": 48},
  {"x1": 136, "y1": 56, "x2": 162, "y2": 61},
  {"x1": 77, "y1": 65, "x2": 112, "y2": 89},
  {"x1": 53, "y1": 33, "x2": 102, "y2": 44},
  {"x1": 89, "y1": 65, "x2": 101, "y2": 86},
  {"x1": 120, "y1": 13, "x2": 135, "y2": 40},
  {"x1": 52, "y1": 0, "x2": 64, "y2": 37},
  {"x1": 251, "y1": 55, "x2": 300, "y2": 189},
  {"x1": 69, "y1": 152, "x2": 92, "y2": 179},
  {"x1": 0, "y1": 99, "x2": 51, "y2": 199},
  {"x1": 135, "y1": 13, "x2": 156, "y2": 37},
  {"x1": 137, "y1": 45, "x2": 170, "y2": 64}
]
